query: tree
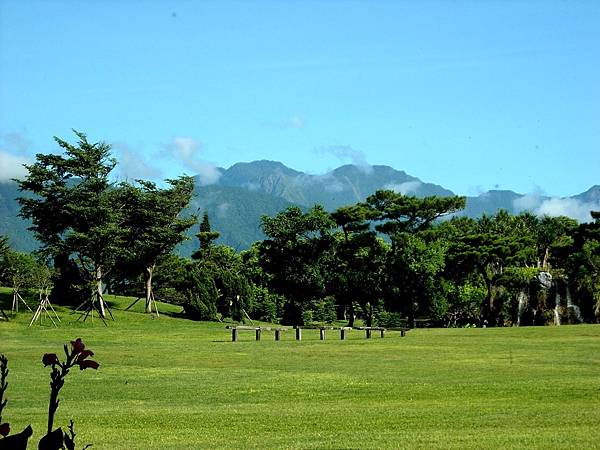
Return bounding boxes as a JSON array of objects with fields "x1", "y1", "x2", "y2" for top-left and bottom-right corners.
[
  {"x1": 259, "y1": 205, "x2": 335, "y2": 324},
  {"x1": 3, "y1": 251, "x2": 38, "y2": 313},
  {"x1": 330, "y1": 204, "x2": 386, "y2": 326},
  {"x1": 566, "y1": 211, "x2": 600, "y2": 322},
  {"x1": 192, "y1": 212, "x2": 220, "y2": 260},
  {"x1": 117, "y1": 177, "x2": 196, "y2": 313},
  {"x1": 365, "y1": 190, "x2": 466, "y2": 250},
  {"x1": 364, "y1": 190, "x2": 466, "y2": 326},
  {"x1": 445, "y1": 211, "x2": 537, "y2": 325},
  {"x1": 17, "y1": 131, "x2": 123, "y2": 318},
  {"x1": 0, "y1": 236, "x2": 11, "y2": 282}
]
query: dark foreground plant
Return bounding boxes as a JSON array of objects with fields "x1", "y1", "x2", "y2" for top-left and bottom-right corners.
[
  {"x1": 0, "y1": 354, "x2": 9, "y2": 437},
  {"x1": 0, "y1": 338, "x2": 99, "y2": 449}
]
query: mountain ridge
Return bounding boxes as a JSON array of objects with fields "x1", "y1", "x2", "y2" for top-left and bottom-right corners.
[{"x1": 1, "y1": 161, "x2": 598, "y2": 253}]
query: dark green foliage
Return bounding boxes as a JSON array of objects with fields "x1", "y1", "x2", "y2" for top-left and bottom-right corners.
[
  {"x1": 247, "y1": 285, "x2": 282, "y2": 323},
  {"x1": 375, "y1": 311, "x2": 406, "y2": 328},
  {"x1": 259, "y1": 206, "x2": 336, "y2": 324},
  {"x1": 151, "y1": 254, "x2": 190, "y2": 305},
  {"x1": 192, "y1": 212, "x2": 220, "y2": 260},
  {"x1": 327, "y1": 208, "x2": 387, "y2": 326},
  {"x1": 178, "y1": 262, "x2": 219, "y2": 321}
]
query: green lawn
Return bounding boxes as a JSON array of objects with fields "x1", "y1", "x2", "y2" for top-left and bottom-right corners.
[{"x1": 1, "y1": 288, "x2": 599, "y2": 449}]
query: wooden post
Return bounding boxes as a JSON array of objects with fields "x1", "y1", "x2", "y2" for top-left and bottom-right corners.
[
  {"x1": 366, "y1": 329, "x2": 371, "y2": 339},
  {"x1": 380, "y1": 329, "x2": 385, "y2": 338},
  {"x1": 232, "y1": 328, "x2": 238, "y2": 342},
  {"x1": 295, "y1": 328, "x2": 302, "y2": 341},
  {"x1": 275, "y1": 329, "x2": 281, "y2": 341},
  {"x1": 320, "y1": 328, "x2": 326, "y2": 340},
  {"x1": 340, "y1": 328, "x2": 346, "y2": 340},
  {"x1": 255, "y1": 328, "x2": 262, "y2": 341}
]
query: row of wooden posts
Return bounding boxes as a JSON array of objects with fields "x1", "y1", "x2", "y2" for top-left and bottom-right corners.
[{"x1": 227, "y1": 325, "x2": 409, "y2": 342}]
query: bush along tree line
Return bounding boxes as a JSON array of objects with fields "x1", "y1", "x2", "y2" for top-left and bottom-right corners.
[{"x1": 2, "y1": 131, "x2": 599, "y2": 327}]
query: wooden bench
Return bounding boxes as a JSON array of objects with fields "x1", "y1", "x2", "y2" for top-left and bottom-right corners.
[
  {"x1": 227, "y1": 325, "x2": 409, "y2": 342},
  {"x1": 387, "y1": 327, "x2": 410, "y2": 337},
  {"x1": 226, "y1": 326, "x2": 288, "y2": 341},
  {"x1": 293, "y1": 326, "x2": 353, "y2": 340},
  {"x1": 357, "y1": 327, "x2": 410, "y2": 338}
]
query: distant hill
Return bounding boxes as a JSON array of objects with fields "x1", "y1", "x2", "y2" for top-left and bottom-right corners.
[
  {"x1": 180, "y1": 184, "x2": 300, "y2": 256},
  {"x1": 462, "y1": 190, "x2": 524, "y2": 217},
  {"x1": 1, "y1": 161, "x2": 598, "y2": 252},
  {"x1": 218, "y1": 161, "x2": 453, "y2": 210},
  {"x1": 0, "y1": 181, "x2": 36, "y2": 252}
]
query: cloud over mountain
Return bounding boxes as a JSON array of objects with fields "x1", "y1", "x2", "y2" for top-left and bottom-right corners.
[
  {"x1": 317, "y1": 145, "x2": 373, "y2": 174},
  {"x1": 0, "y1": 150, "x2": 30, "y2": 181},
  {"x1": 163, "y1": 137, "x2": 221, "y2": 186},
  {"x1": 513, "y1": 194, "x2": 600, "y2": 223}
]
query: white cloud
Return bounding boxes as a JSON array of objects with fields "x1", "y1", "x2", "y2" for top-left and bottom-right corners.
[
  {"x1": 513, "y1": 193, "x2": 543, "y2": 212},
  {"x1": 295, "y1": 172, "x2": 346, "y2": 193},
  {"x1": 112, "y1": 142, "x2": 162, "y2": 180},
  {"x1": 535, "y1": 197, "x2": 599, "y2": 223},
  {"x1": 385, "y1": 181, "x2": 422, "y2": 195},
  {"x1": 288, "y1": 116, "x2": 305, "y2": 129},
  {"x1": 317, "y1": 145, "x2": 373, "y2": 174},
  {"x1": 171, "y1": 137, "x2": 199, "y2": 159},
  {"x1": 513, "y1": 194, "x2": 600, "y2": 223},
  {"x1": 0, "y1": 150, "x2": 30, "y2": 181},
  {"x1": 163, "y1": 137, "x2": 221, "y2": 186}
]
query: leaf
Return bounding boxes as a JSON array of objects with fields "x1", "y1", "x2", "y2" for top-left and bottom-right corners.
[
  {"x1": 0, "y1": 424, "x2": 33, "y2": 450},
  {"x1": 38, "y1": 427, "x2": 64, "y2": 450}
]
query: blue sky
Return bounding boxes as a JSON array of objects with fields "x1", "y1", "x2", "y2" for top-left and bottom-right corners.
[{"x1": 0, "y1": 0, "x2": 598, "y2": 197}]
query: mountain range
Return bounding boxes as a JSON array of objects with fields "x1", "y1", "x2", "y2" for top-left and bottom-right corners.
[{"x1": 1, "y1": 160, "x2": 599, "y2": 254}]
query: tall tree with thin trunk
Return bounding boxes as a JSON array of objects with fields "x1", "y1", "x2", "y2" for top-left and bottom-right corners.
[
  {"x1": 17, "y1": 131, "x2": 122, "y2": 318},
  {"x1": 117, "y1": 177, "x2": 196, "y2": 313}
]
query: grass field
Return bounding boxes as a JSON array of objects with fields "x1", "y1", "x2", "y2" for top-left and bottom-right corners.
[{"x1": 1, "y1": 287, "x2": 599, "y2": 449}]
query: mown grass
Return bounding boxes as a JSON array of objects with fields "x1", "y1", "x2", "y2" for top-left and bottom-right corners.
[{"x1": 1, "y1": 287, "x2": 599, "y2": 449}]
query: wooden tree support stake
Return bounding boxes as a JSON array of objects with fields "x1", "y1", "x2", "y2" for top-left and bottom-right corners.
[{"x1": 29, "y1": 289, "x2": 60, "y2": 328}]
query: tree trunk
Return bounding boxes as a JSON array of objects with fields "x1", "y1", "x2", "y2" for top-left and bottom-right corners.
[
  {"x1": 407, "y1": 302, "x2": 415, "y2": 329},
  {"x1": 482, "y1": 277, "x2": 494, "y2": 325},
  {"x1": 347, "y1": 302, "x2": 355, "y2": 328},
  {"x1": 145, "y1": 265, "x2": 154, "y2": 313},
  {"x1": 365, "y1": 302, "x2": 373, "y2": 327},
  {"x1": 96, "y1": 266, "x2": 106, "y2": 319},
  {"x1": 542, "y1": 246, "x2": 550, "y2": 270}
]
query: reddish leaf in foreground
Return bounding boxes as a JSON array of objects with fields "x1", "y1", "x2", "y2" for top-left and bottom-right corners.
[
  {"x1": 0, "y1": 422, "x2": 9, "y2": 437},
  {"x1": 77, "y1": 350, "x2": 94, "y2": 361},
  {"x1": 78, "y1": 360, "x2": 99, "y2": 371},
  {"x1": 70, "y1": 338, "x2": 85, "y2": 353},
  {"x1": 42, "y1": 353, "x2": 59, "y2": 367}
]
